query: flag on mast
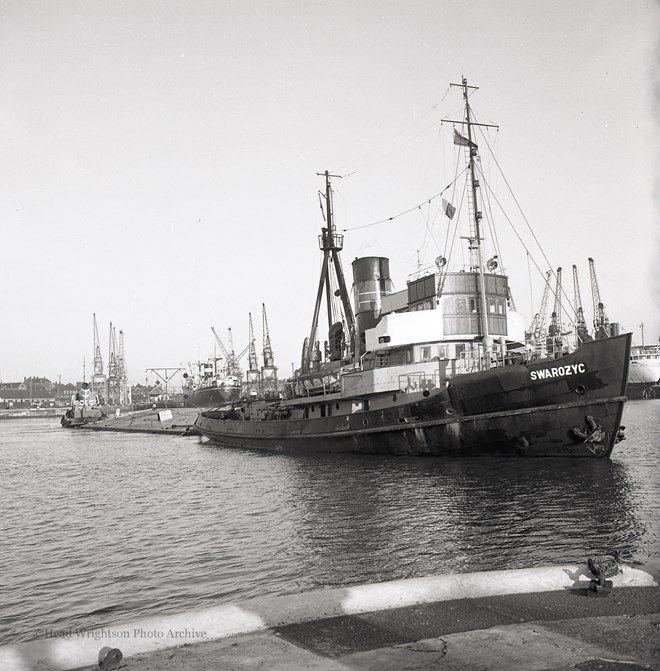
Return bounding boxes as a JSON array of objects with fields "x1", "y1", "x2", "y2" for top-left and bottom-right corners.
[
  {"x1": 441, "y1": 198, "x2": 456, "y2": 220},
  {"x1": 453, "y1": 128, "x2": 478, "y2": 149}
]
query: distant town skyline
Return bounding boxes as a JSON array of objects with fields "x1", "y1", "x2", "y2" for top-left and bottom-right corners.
[{"x1": 1, "y1": 0, "x2": 658, "y2": 384}]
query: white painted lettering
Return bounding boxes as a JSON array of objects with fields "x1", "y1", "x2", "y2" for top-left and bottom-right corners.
[{"x1": 530, "y1": 361, "x2": 588, "y2": 381}]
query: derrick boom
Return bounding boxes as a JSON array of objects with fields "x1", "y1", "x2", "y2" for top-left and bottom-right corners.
[{"x1": 211, "y1": 326, "x2": 242, "y2": 377}]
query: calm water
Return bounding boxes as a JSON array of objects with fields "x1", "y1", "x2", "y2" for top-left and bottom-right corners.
[{"x1": 1, "y1": 401, "x2": 658, "y2": 644}]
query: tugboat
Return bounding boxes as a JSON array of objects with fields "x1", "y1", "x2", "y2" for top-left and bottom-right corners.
[
  {"x1": 195, "y1": 77, "x2": 631, "y2": 457},
  {"x1": 61, "y1": 382, "x2": 105, "y2": 428}
]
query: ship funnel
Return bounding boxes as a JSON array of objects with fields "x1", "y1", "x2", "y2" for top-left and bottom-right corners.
[{"x1": 352, "y1": 257, "x2": 394, "y2": 355}]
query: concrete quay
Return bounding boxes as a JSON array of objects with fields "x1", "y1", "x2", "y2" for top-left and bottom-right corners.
[
  {"x1": 2, "y1": 566, "x2": 658, "y2": 671},
  {"x1": 79, "y1": 407, "x2": 201, "y2": 436}
]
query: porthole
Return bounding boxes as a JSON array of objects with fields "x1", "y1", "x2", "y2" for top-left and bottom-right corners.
[
  {"x1": 446, "y1": 408, "x2": 454, "y2": 415},
  {"x1": 423, "y1": 390, "x2": 430, "y2": 397},
  {"x1": 335, "y1": 403, "x2": 340, "y2": 410},
  {"x1": 362, "y1": 419, "x2": 369, "y2": 426},
  {"x1": 392, "y1": 394, "x2": 397, "y2": 402},
  {"x1": 575, "y1": 385, "x2": 586, "y2": 395}
]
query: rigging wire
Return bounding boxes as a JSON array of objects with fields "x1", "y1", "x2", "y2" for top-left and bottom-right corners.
[
  {"x1": 475, "y1": 161, "x2": 503, "y2": 265},
  {"x1": 332, "y1": 88, "x2": 452, "y2": 176},
  {"x1": 527, "y1": 252, "x2": 534, "y2": 317},
  {"x1": 338, "y1": 120, "x2": 445, "y2": 179},
  {"x1": 478, "y1": 175, "x2": 578, "y2": 326},
  {"x1": 340, "y1": 166, "x2": 468, "y2": 232}
]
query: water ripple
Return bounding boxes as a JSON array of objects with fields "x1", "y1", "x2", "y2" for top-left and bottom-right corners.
[{"x1": 1, "y1": 401, "x2": 658, "y2": 643}]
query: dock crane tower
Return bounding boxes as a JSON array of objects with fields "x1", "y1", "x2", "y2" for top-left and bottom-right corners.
[
  {"x1": 527, "y1": 271, "x2": 552, "y2": 357},
  {"x1": 92, "y1": 314, "x2": 106, "y2": 403},
  {"x1": 547, "y1": 268, "x2": 564, "y2": 357},
  {"x1": 118, "y1": 330, "x2": 131, "y2": 405},
  {"x1": 588, "y1": 257, "x2": 610, "y2": 340},
  {"x1": 261, "y1": 303, "x2": 279, "y2": 400},
  {"x1": 572, "y1": 265, "x2": 592, "y2": 347},
  {"x1": 106, "y1": 323, "x2": 120, "y2": 405},
  {"x1": 245, "y1": 313, "x2": 261, "y2": 399}
]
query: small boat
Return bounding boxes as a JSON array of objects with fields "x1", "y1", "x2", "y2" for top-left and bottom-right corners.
[
  {"x1": 183, "y1": 358, "x2": 242, "y2": 408},
  {"x1": 195, "y1": 77, "x2": 631, "y2": 457},
  {"x1": 61, "y1": 382, "x2": 105, "y2": 428}
]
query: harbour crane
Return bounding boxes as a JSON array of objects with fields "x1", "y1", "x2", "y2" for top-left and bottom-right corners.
[
  {"x1": 245, "y1": 313, "x2": 261, "y2": 399},
  {"x1": 589, "y1": 257, "x2": 610, "y2": 340},
  {"x1": 572, "y1": 265, "x2": 592, "y2": 347},
  {"x1": 118, "y1": 330, "x2": 131, "y2": 405},
  {"x1": 211, "y1": 326, "x2": 247, "y2": 377},
  {"x1": 106, "y1": 323, "x2": 119, "y2": 405},
  {"x1": 261, "y1": 303, "x2": 279, "y2": 399},
  {"x1": 528, "y1": 271, "x2": 552, "y2": 356},
  {"x1": 92, "y1": 313, "x2": 106, "y2": 401},
  {"x1": 547, "y1": 267, "x2": 564, "y2": 356}
]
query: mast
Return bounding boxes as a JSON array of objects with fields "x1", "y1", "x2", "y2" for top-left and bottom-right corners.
[
  {"x1": 444, "y1": 78, "x2": 498, "y2": 365},
  {"x1": 304, "y1": 171, "x2": 356, "y2": 371}
]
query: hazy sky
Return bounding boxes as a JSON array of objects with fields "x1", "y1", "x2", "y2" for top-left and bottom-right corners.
[{"x1": 1, "y1": 0, "x2": 658, "y2": 385}]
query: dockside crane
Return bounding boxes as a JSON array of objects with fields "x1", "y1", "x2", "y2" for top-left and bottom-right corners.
[
  {"x1": 92, "y1": 313, "x2": 106, "y2": 402},
  {"x1": 106, "y1": 323, "x2": 119, "y2": 405},
  {"x1": 245, "y1": 313, "x2": 261, "y2": 399},
  {"x1": 527, "y1": 271, "x2": 552, "y2": 357},
  {"x1": 211, "y1": 326, "x2": 244, "y2": 377},
  {"x1": 547, "y1": 267, "x2": 564, "y2": 356},
  {"x1": 572, "y1": 265, "x2": 592, "y2": 347},
  {"x1": 261, "y1": 303, "x2": 279, "y2": 400},
  {"x1": 118, "y1": 329, "x2": 131, "y2": 405},
  {"x1": 588, "y1": 257, "x2": 610, "y2": 340}
]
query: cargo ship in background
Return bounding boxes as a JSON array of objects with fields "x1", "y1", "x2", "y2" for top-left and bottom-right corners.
[
  {"x1": 628, "y1": 342, "x2": 660, "y2": 399},
  {"x1": 195, "y1": 77, "x2": 631, "y2": 458},
  {"x1": 183, "y1": 357, "x2": 242, "y2": 408}
]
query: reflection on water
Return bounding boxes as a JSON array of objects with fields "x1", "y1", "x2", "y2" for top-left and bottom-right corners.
[
  {"x1": 0, "y1": 401, "x2": 658, "y2": 643},
  {"x1": 284, "y1": 452, "x2": 647, "y2": 588}
]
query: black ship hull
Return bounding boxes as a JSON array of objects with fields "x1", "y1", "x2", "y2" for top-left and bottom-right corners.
[
  {"x1": 195, "y1": 334, "x2": 631, "y2": 458},
  {"x1": 184, "y1": 385, "x2": 241, "y2": 408}
]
